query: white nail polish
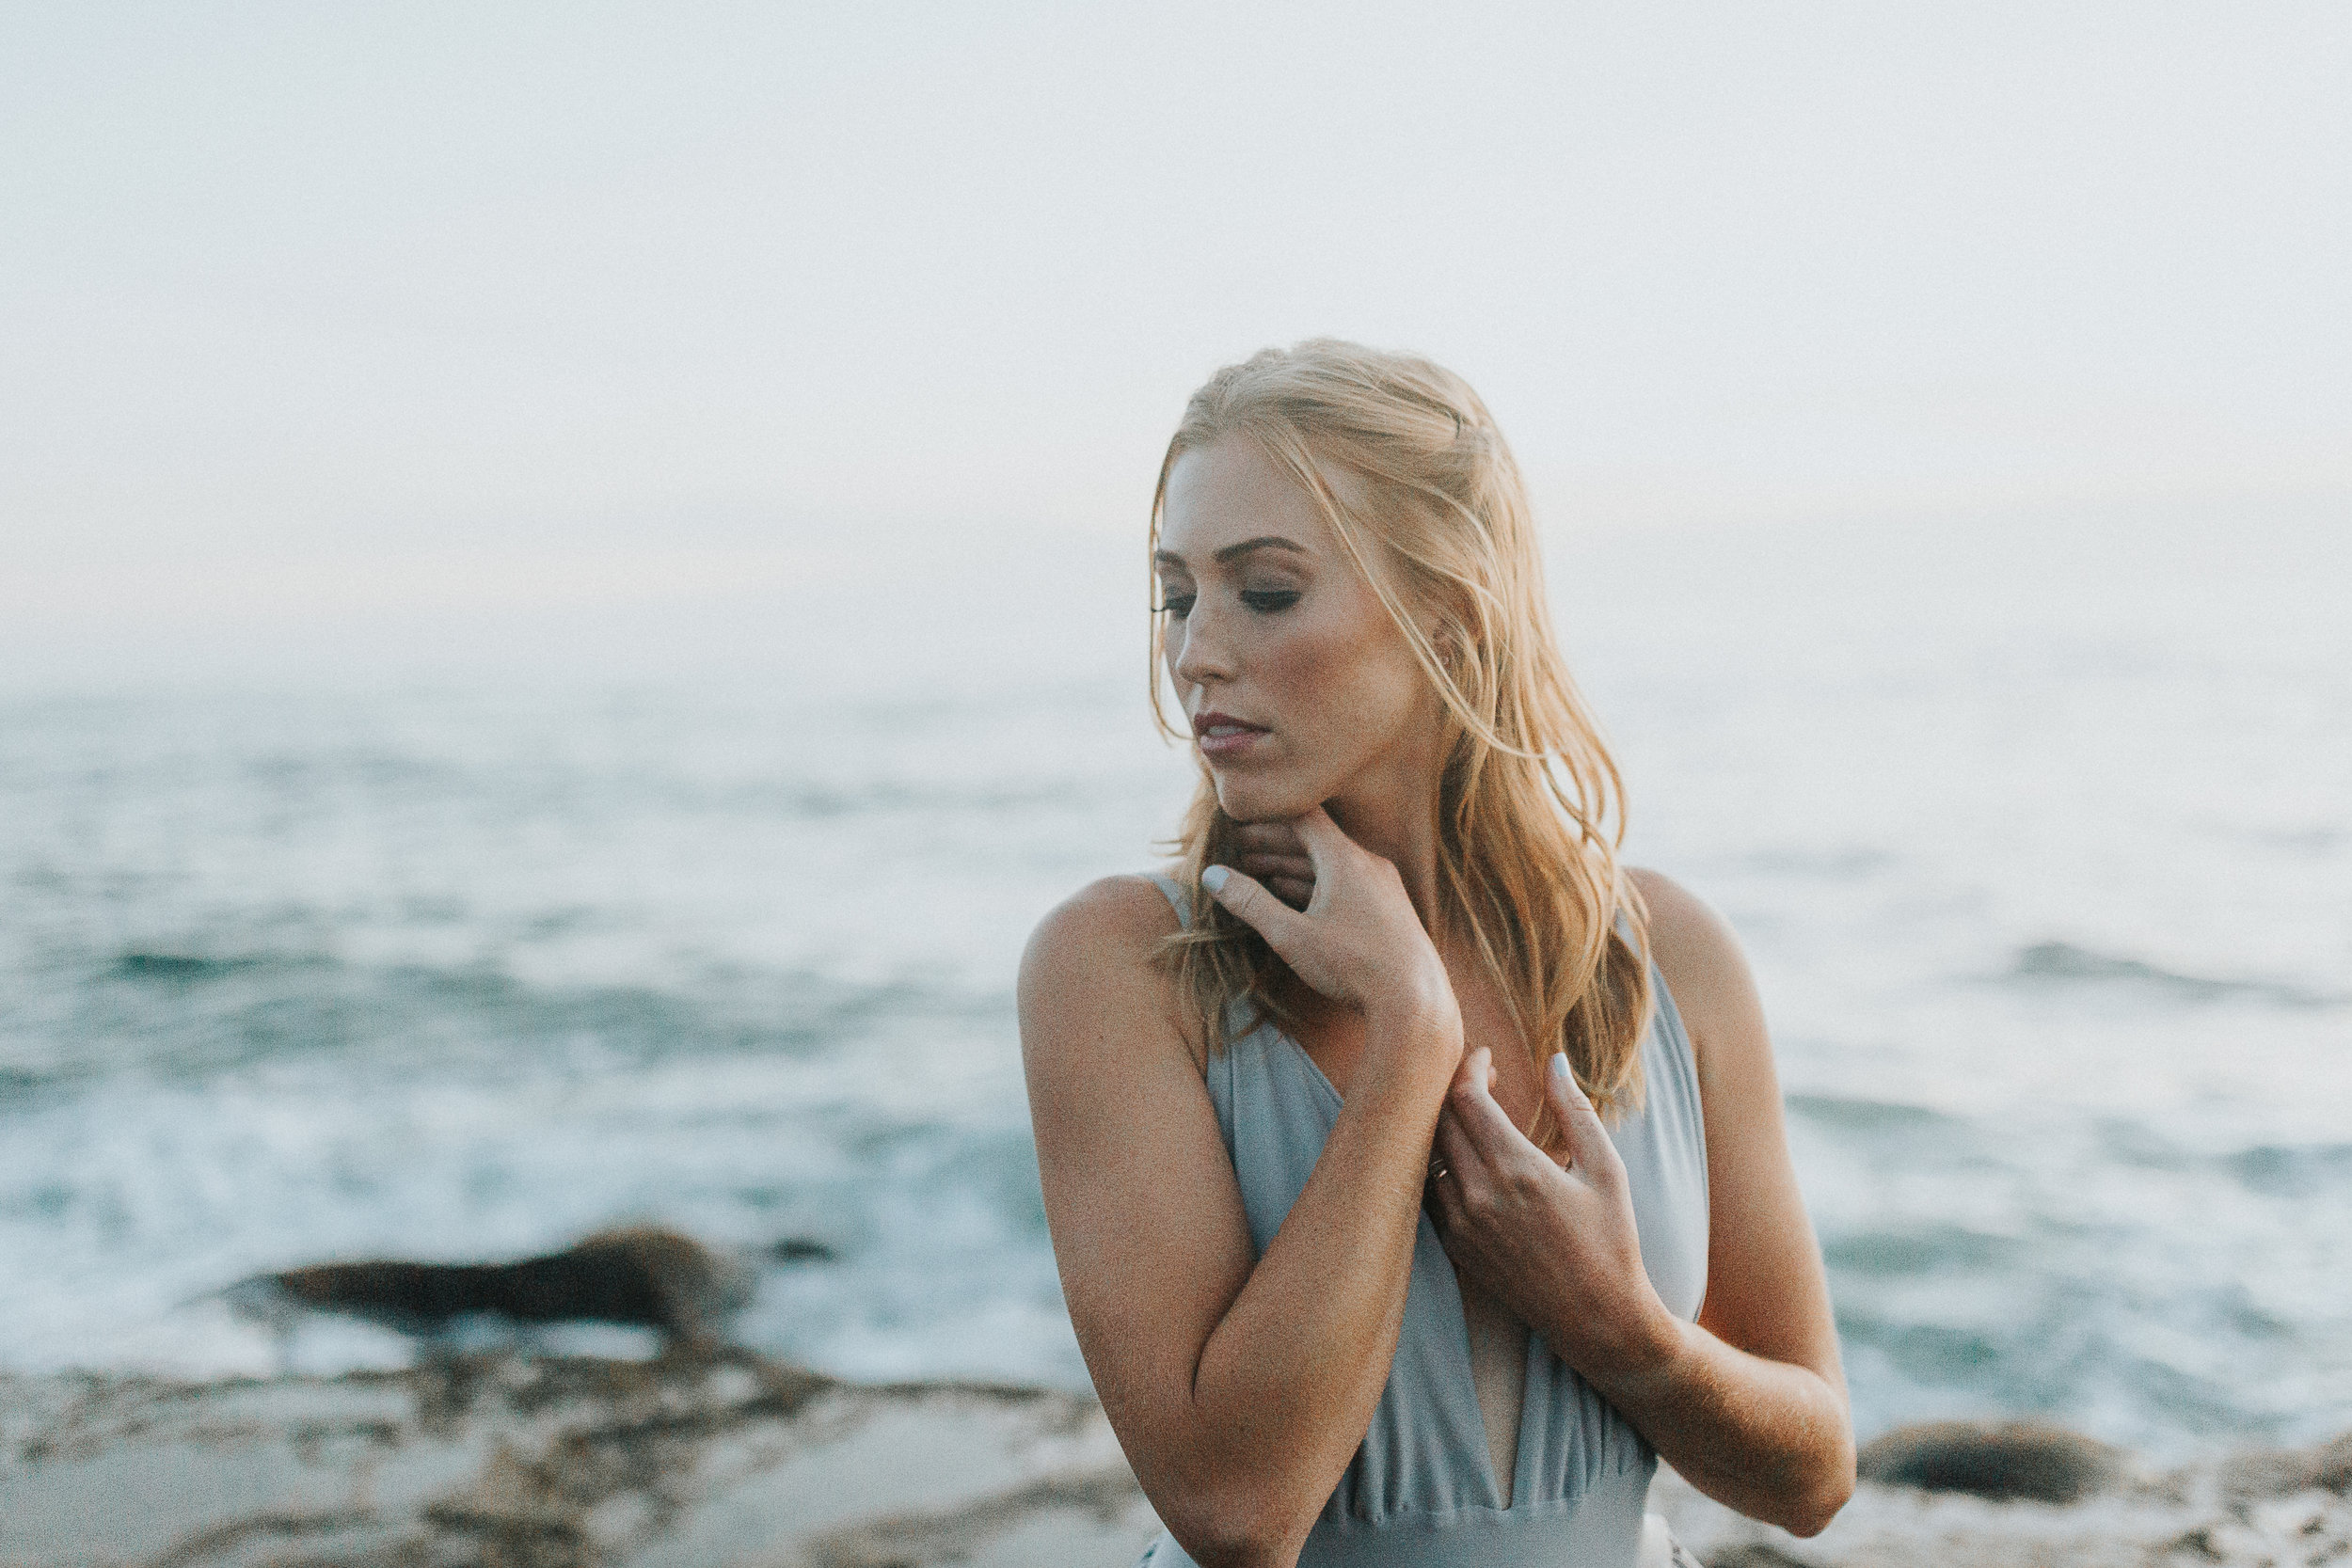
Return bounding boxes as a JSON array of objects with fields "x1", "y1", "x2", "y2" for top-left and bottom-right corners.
[{"x1": 1201, "y1": 865, "x2": 1229, "y2": 894}]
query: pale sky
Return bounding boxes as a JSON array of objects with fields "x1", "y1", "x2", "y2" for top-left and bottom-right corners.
[{"x1": 6, "y1": 2, "x2": 2348, "y2": 688}]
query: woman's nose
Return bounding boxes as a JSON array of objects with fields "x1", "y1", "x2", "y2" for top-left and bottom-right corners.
[{"x1": 1170, "y1": 604, "x2": 1236, "y2": 687}]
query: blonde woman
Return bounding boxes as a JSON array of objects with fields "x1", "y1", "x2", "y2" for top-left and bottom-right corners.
[{"x1": 1020, "y1": 341, "x2": 1853, "y2": 1568}]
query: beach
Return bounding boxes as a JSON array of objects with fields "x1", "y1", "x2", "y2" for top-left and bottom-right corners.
[
  {"x1": 11, "y1": 8, "x2": 2350, "y2": 1561},
  {"x1": 7, "y1": 1349, "x2": 2347, "y2": 1567},
  {"x1": 6, "y1": 505, "x2": 2346, "y2": 1457},
  {"x1": 3, "y1": 502, "x2": 2347, "y2": 1568}
]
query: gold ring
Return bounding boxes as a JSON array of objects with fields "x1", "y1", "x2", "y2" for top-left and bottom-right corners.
[{"x1": 1427, "y1": 1161, "x2": 1450, "y2": 1181}]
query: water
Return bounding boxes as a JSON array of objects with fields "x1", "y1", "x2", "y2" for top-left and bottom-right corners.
[{"x1": 2, "y1": 500, "x2": 2345, "y2": 1460}]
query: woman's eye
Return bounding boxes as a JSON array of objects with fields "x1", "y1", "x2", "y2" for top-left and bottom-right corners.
[
  {"x1": 1157, "y1": 594, "x2": 1196, "y2": 618},
  {"x1": 1240, "y1": 590, "x2": 1300, "y2": 613}
]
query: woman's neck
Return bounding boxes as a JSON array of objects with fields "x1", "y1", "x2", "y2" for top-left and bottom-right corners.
[{"x1": 1324, "y1": 764, "x2": 1445, "y2": 932}]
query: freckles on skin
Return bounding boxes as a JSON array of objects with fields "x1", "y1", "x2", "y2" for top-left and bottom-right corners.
[
  {"x1": 1158, "y1": 439, "x2": 1441, "y2": 823},
  {"x1": 1193, "y1": 586, "x2": 1421, "y2": 823}
]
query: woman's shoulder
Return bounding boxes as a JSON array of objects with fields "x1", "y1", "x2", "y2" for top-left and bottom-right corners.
[
  {"x1": 1019, "y1": 874, "x2": 1207, "y2": 1073},
  {"x1": 1020, "y1": 872, "x2": 1184, "y2": 1009},
  {"x1": 1625, "y1": 866, "x2": 1768, "y2": 1075},
  {"x1": 1025, "y1": 873, "x2": 1185, "y2": 965}
]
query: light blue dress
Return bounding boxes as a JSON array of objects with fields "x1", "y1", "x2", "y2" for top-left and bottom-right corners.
[{"x1": 1138, "y1": 877, "x2": 1711, "y2": 1568}]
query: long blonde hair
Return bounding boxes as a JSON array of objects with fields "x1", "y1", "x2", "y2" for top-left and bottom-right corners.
[{"x1": 1149, "y1": 340, "x2": 1652, "y2": 1137}]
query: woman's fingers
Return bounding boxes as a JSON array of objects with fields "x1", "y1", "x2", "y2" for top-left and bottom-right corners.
[
  {"x1": 1427, "y1": 1109, "x2": 1476, "y2": 1229},
  {"x1": 1450, "y1": 1045, "x2": 1497, "y2": 1099},
  {"x1": 1238, "y1": 850, "x2": 1314, "y2": 879},
  {"x1": 1235, "y1": 820, "x2": 1314, "y2": 897},
  {"x1": 1238, "y1": 851, "x2": 1314, "y2": 897},
  {"x1": 1432, "y1": 1101, "x2": 1479, "y2": 1180},
  {"x1": 1545, "y1": 1053, "x2": 1626, "y2": 1189},
  {"x1": 1231, "y1": 819, "x2": 1309, "y2": 859},
  {"x1": 1445, "y1": 1054, "x2": 1526, "y2": 1163},
  {"x1": 1286, "y1": 804, "x2": 1352, "y2": 870},
  {"x1": 1433, "y1": 1049, "x2": 1496, "y2": 1173},
  {"x1": 1200, "y1": 864, "x2": 1307, "y2": 958},
  {"x1": 1209, "y1": 808, "x2": 1452, "y2": 1024}
]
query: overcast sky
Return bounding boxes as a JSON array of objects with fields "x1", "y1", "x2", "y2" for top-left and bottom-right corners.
[{"x1": 6, "y1": 2, "x2": 2347, "y2": 688}]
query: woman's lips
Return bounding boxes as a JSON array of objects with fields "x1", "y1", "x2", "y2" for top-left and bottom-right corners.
[{"x1": 1193, "y1": 713, "x2": 1270, "y2": 759}]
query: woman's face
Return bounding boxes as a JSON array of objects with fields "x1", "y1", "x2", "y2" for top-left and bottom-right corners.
[{"x1": 1155, "y1": 437, "x2": 1444, "y2": 824}]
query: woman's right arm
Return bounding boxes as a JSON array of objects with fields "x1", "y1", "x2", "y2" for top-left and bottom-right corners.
[{"x1": 1018, "y1": 816, "x2": 1461, "y2": 1568}]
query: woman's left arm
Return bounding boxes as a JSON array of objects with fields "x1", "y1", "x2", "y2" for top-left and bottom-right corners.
[{"x1": 1426, "y1": 869, "x2": 1855, "y2": 1536}]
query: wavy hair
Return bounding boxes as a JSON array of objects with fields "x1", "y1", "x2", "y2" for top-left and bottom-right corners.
[{"x1": 1149, "y1": 340, "x2": 1652, "y2": 1136}]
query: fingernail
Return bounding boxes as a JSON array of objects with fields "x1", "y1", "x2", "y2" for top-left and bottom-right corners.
[
  {"x1": 1200, "y1": 865, "x2": 1229, "y2": 894},
  {"x1": 1549, "y1": 1053, "x2": 1577, "y2": 1090}
]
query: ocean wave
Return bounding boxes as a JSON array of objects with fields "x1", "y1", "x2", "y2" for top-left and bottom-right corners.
[
  {"x1": 2094, "y1": 1118, "x2": 2352, "y2": 1199},
  {"x1": 2004, "y1": 942, "x2": 2344, "y2": 1008},
  {"x1": 1823, "y1": 1224, "x2": 2023, "y2": 1277},
  {"x1": 1833, "y1": 1286, "x2": 2298, "y2": 1448},
  {"x1": 2, "y1": 942, "x2": 1004, "y2": 1089},
  {"x1": 6, "y1": 726, "x2": 1115, "y2": 851},
  {"x1": 1786, "y1": 1093, "x2": 1965, "y2": 1135},
  {"x1": 110, "y1": 950, "x2": 315, "y2": 984},
  {"x1": 1836, "y1": 1311, "x2": 2010, "y2": 1387},
  {"x1": 2222, "y1": 1142, "x2": 2352, "y2": 1198}
]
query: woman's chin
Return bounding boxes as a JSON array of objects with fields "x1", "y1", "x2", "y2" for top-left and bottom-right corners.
[{"x1": 1212, "y1": 774, "x2": 1322, "y2": 825}]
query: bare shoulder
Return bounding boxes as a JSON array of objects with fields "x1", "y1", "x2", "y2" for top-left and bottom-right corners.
[
  {"x1": 1022, "y1": 873, "x2": 1184, "y2": 984},
  {"x1": 1019, "y1": 874, "x2": 1194, "y2": 1068},
  {"x1": 1626, "y1": 866, "x2": 1769, "y2": 1074}
]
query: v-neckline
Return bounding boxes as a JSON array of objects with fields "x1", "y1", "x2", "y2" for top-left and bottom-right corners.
[{"x1": 1259, "y1": 1019, "x2": 1533, "y2": 1512}]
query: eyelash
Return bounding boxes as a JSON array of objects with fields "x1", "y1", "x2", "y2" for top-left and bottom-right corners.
[{"x1": 1155, "y1": 590, "x2": 1299, "y2": 618}]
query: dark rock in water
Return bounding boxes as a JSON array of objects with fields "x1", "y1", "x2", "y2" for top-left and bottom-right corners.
[
  {"x1": 1857, "y1": 1419, "x2": 2126, "y2": 1504},
  {"x1": 771, "y1": 1236, "x2": 835, "y2": 1262},
  {"x1": 227, "y1": 1225, "x2": 755, "y2": 1356}
]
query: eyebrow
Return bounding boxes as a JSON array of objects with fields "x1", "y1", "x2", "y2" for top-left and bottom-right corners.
[{"x1": 1152, "y1": 536, "x2": 1311, "y2": 567}]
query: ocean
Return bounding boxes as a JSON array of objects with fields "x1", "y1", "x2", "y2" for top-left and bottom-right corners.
[{"x1": 2, "y1": 500, "x2": 2345, "y2": 1460}]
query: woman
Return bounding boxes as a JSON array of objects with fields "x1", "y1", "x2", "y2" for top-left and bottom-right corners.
[{"x1": 1020, "y1": 341, "x2": 1853, "y2": 1568}]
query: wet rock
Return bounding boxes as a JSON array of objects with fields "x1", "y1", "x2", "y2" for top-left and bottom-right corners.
[
  {"x1": 226, "y1": 1225, "x2": 755, "y2": 1356},
  {"x1": 1855, "y1": 1419, "x2": 2126, "y2": 1504}
]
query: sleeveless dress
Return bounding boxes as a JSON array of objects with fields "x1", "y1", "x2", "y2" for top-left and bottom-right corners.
[{"x1": 1137, "y1": 876, "x2": 1710, "y2": 1568}]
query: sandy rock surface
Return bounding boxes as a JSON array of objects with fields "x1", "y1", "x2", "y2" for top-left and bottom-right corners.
[
  {"x1": 1653, "y1": 1429, "x2": 2352, "y2": 1568},
  {"x1": 0, "y1": 1351, "x2": 1161, "y2": 1568},
  {"x1": 5, "y1": 1352, "x2": 2347, "y2": 1568}
]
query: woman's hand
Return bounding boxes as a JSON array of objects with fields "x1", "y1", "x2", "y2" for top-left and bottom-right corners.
[
  {"x1": 1200, "y1": 806, "x2": 1456, "y2": 1028},
  {"x1": 1232, "y1": 820, "x2": 1313, "y2": 909},
  {"x1": 1426, "y1": 1047, "x2": 1677, "y2": 1375}
]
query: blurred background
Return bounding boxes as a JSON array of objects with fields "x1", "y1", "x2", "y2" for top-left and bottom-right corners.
[{"x1": 3, "y1": 2, "x2": 2346, "y2": 1459}]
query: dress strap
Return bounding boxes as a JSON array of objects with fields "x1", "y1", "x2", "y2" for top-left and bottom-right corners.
[{"x1": 1147, "y1": 873, "x2": 1191, "y2": 925}]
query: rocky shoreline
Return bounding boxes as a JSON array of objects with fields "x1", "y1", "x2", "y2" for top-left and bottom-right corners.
[
  {"x1": 2, "y1": 1350, "x2": 2344, "y2": 1567},
  {"x1": 1, "y1": 1351, "x2": 1155, "y2": 1568},
  {"x1": 1657, "y1": 1423, "x2": 2351, "y2": 1568}
]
